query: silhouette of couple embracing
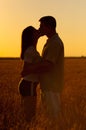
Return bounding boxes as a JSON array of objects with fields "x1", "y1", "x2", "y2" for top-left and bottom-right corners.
[{"x1": 18, "y1": 16, "x2": 64, "y2": 125}]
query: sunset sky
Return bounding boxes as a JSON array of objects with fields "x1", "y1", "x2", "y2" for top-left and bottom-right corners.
[{"x1": 0, "y1": 0, "x2": 86, "y2": 57}]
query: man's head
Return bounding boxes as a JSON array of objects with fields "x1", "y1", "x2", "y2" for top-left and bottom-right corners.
[{"x1": 39, "y1": 16, "x2": 56, "y2": 37}]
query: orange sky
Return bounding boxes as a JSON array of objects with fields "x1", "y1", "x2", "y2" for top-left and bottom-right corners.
[{"x1": 0, "y1": 0, "x2": 86, "y2": 57}]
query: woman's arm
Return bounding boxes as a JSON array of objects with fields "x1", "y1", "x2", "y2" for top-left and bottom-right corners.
[{"x1": 21, "y1": 60, "x2": 54, "y2": 77}]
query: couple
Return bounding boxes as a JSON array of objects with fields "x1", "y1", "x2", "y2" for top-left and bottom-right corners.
[{"x1": 19, "y1": 16, "x2": 64, "y2": 123}]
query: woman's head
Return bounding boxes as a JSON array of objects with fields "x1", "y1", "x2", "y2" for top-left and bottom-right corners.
[{"x1": 21, "y1": 26, "x2": 38, "y2": 59}]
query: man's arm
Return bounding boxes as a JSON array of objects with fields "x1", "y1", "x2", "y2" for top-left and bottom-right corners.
[{"x1": 21, "y1": 60, "x2": 54, "y2": 77}]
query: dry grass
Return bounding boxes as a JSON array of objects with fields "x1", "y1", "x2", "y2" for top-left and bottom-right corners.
[{"x1": 0, "y1": 58, "x2": 86, "y2": 130}]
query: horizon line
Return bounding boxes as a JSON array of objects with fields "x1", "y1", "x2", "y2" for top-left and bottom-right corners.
[{"x1": 0, "y1": 56, "x2": 86, "y2": 60}]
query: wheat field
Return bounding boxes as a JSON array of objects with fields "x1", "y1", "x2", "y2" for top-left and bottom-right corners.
[{"x1": 0, "y1": 58, "x2": 86, "y2": 130}]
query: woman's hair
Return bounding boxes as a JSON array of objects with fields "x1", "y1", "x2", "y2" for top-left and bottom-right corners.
[{"x1": 21, "y1": 26, "x2": 36, "y2": 59}]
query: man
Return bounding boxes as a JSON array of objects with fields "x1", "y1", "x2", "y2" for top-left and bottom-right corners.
[{"x1": 22, "y1": 16, "x2": 64, "y2": 119}]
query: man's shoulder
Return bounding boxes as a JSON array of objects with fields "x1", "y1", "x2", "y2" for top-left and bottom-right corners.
[{"x1": 55, "y1": 34, "x2": 64, "y2": 47}]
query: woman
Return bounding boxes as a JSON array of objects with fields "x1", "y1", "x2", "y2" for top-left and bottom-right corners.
[{"x1": 18, "y1": 26, "x2": 41, "y2": 123}]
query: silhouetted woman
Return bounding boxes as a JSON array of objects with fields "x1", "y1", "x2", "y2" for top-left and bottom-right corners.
[{"x1": 18, "y1": 26, "x2": 41, "y2": 123}]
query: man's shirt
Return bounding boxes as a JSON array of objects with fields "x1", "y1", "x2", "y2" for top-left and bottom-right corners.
[{"x1": 40, "y1": 33, "x2": 64, "y2": 92}]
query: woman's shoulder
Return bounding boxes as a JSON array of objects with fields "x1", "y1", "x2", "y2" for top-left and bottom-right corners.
[
  {"x1": 24, "y1": 46, "x2": 40, "y2": 57},
  {"x1": 25, "y1": 46, "x2": 34, "y2": 54}
]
